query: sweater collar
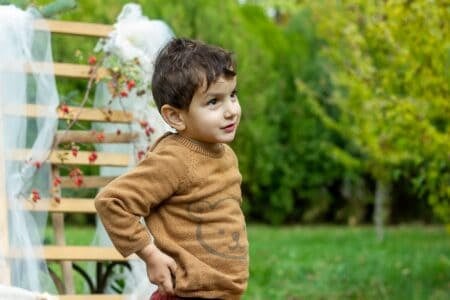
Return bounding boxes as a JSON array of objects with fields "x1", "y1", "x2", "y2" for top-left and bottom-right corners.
[{"x1": 172, "y1": 134, "x2": 225, "y2": 158}]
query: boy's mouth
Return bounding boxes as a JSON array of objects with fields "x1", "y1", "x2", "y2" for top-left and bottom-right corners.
[{"x1": 222, "y1": 123, "x2": 236, "y2": 133}]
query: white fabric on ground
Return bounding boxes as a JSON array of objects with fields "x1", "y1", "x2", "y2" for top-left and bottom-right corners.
[{"x1": 0, "y1": 284, "x2": 58, "y2": 300}]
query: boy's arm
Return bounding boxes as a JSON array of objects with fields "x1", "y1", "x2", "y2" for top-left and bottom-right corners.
[{"x1": 94, "y1": 151, "x2": 183, "y2": 257}]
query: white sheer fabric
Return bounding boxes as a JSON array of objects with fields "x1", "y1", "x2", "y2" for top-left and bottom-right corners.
[
  {"x1": 0, "y1": 3, "x2": 58, "y2": 297},
  {"x1": 91, "y1": 4, "x2": 173, "y2": 299},
  {"x1": 0, "y1": 284, "x2": 57, "y2": 300},
  {"x1": 0, "y1": 3, "x2": 173, "y2": 299}
]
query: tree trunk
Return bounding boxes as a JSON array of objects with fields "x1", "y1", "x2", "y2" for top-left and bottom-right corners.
[{"x1": 374, "y1": 179, "x2": 391, "y2": 242}]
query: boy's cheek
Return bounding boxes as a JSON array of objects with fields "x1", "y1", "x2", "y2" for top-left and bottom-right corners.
[{"x1": 235, "y1": 102, "x2": 242, "y2": 119}]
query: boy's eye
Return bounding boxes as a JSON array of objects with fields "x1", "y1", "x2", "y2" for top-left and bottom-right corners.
[
  {"x1": 231, "y1": 89, "x2": 238, "y2": 98},
  {"x1": 207, "y1": 98, "x2": 218, "y2": 106}
]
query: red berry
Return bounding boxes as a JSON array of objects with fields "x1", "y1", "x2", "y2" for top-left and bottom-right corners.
[
  {"x1": 96, "y1": 132, "x2": 105, "y2": 142},
  {"x1": 74, "y1": 176, "x2": 83, "y2": 187},
  {"x1": 145, "y1": 126, "x2": 155, "y2": 137},
  {"x1": 88, "y1": 55, "x2": 97, "y2": 65},
  {"x1": 69, "y1": 168, "x2": 84, "y2": 187},
  {"x1": 88, "y1": 151, "x2": 98, "y2": 163},
  {"x1": 69, "y1": 168, "x2": 82, "y2": 178},
  {"x1": 53, "y1": 176, "x2": 62, "y2": 187},
  {"x1": 139, "y1": 120, "x2": 149, "y2": 128},
  {"x1": 31, "y1": 189, "x2": 41, "y2": 202},
  {"x1": 137, "y1": 150, "x2": 145, "y2": 161},
  {"x1": 71, "y1": 146, "x2": 79, "y2": 157},
  {"x1": 127, "y1": 80, "x2": 136, "y2": 90},
  {"x1": 59, "y1": 104, "x2": 70, "y2": 114}
]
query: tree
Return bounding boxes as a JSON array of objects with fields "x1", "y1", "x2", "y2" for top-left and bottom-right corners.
[{"x1": 297, "y1": 0, "x2": 450, "y2": 236}]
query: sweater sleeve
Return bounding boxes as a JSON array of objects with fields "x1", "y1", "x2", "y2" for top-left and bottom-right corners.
[{"x1": 94, "y1": 149, "x2": 183, "y2": 257}]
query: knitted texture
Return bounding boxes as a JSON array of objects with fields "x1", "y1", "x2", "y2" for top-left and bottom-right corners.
[{"x1": 95, "y1": 133, "x2": 248, "y2": 299}]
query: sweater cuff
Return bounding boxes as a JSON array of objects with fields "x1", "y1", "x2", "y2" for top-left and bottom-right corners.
[{"x1": 119, "y1": 232, "x2": 152, "y2": 258}]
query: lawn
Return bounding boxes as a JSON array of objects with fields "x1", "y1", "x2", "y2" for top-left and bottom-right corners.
[
  {"x1": 245, "y1": 225, "x2": 449, "y2": 300},
  {"x1": 49, "y1": 225, "x2": 450, "y2": 300}
]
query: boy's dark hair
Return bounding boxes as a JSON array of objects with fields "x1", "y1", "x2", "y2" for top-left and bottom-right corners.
[{"x1": 151, "y1": 38, "x2": 236, "y2": 111}]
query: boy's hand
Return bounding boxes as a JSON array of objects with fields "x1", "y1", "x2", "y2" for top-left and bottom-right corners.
[{"x1": 137, "y1": 243, "x2": 177, "y2": 295}]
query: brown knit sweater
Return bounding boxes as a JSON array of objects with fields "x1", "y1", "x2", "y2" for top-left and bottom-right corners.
[{"x1": 95, "y1": 133, "x2": 249, "y2": 299}]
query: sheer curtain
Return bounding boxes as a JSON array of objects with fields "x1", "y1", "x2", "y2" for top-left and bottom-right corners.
[
  {"x1": 0, "y1": 3, "x2": 174, "y2": 299},
  {"x1": 0, "y1": 4, "x2": 58, "y2": 298}
]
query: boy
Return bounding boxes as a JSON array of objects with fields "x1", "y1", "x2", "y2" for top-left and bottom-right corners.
[{"x1": 95, "y1": 38, "x2": 249, "y2": 300}]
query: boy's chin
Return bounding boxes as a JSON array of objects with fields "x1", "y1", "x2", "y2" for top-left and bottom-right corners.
[
  {"x1": 217, "y1": 136, "x2": 236, "y2": 144},
  {"x1": 190, "y1": 132, "x2": 237, "y2": 144}
]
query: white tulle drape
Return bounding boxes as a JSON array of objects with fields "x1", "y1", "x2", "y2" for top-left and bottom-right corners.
[
  {"x1": 0, "y1": 4, "x2": 58, "y2": 298},
  {"x1": 91, "y1": 4, "x2": 173, "y2": 300},
  {"x1": 0, "y1": 3, "x2": 173, "y2": 299}
]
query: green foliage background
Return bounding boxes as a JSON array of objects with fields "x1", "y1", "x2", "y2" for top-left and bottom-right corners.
[{"x1": 19, "y1": 0, "x2": 449, "y2": 225}]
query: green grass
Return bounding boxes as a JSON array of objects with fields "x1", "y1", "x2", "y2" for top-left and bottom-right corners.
[
  {"x1": 244, "y1": 225, "x2": 450, "y2": 300},
  {"x1": 49, "y1": 225, "x2": 450, "y2": 300}
]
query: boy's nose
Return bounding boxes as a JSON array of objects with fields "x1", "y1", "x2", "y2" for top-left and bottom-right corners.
[{"x1": 224, "y1": 98, "x2": 239, "y2": 118}]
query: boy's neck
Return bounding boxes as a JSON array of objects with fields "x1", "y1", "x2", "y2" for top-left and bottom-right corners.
[{"x1": 173, "y1": 133, "x2": 225, "y2": 157}]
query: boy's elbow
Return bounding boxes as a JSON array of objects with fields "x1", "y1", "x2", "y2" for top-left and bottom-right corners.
[{"x1": 94, "y1": 193, "x2": 109, "y2": 214}]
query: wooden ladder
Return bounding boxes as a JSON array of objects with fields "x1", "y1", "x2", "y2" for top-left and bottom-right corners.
[{"x1": 1, "y1": 19, "x2": 141, "y2": 299}]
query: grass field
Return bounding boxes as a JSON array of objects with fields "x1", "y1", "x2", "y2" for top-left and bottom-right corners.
[
  {"x1": 245, "y1": 225, "x2": 449, "y2": 300},
  {"x1": 50, "y1": 225, "x2": 450, "y2": 300}
]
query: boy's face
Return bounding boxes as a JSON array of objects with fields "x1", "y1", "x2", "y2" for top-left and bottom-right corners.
[{"x1": 179, "y1": 75, "x2": 241, "y2": 144}]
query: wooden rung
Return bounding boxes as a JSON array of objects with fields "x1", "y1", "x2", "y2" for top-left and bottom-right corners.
[
  {"x1": 52, "y1": 63, "x2": 108, "y2": 79},
  {"x1": 56, "y1": 130, "x2": 138, "y2": 144},
  {"x1": 10, "y1": 149, "x2": 130, "y2": 167},
  {"x1": 59, "y1": 296, "x2": 129, "y2": 300},
  {"x1": 30, "y1": 62, "x2": 109, "y2": 79},
  {"x1": 0, "y1": 62, "x2": 108, "y2": 79},
  {"x1": 60, "y1": 176, "x2": 115, "y2": 188},
  {"x1": 21, "y1": 198, "x2": 96, "y2": 213},
  {"x1": 3, "y1": 104, "x2": 134, "y2": 123},
  {"x1": 9, "y1": 246, "x2": 136, "y2": 261},
  {"x1": 50, "y1": 150, "x2": 130, "y2": 166},
  {"x1": 34, "y1": 19, "x2": 113, "y2": 37}
]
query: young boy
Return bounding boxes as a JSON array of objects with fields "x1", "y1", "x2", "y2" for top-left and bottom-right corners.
[{"x1": 95, "y1": 38, "x2": 249, "y2": 300}]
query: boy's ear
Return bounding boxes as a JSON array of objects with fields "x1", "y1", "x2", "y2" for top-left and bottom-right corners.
[{"x1": 160, "y1": 104, "x2": 186, "y2": 131}]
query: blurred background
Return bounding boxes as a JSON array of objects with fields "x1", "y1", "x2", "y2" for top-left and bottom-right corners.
[
  {"x1": 3, "y1": 0, "x2": 449, "y2": 299},
  {"x1": 39, "y1": 0, "x2": 450, "y2": 227}
]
